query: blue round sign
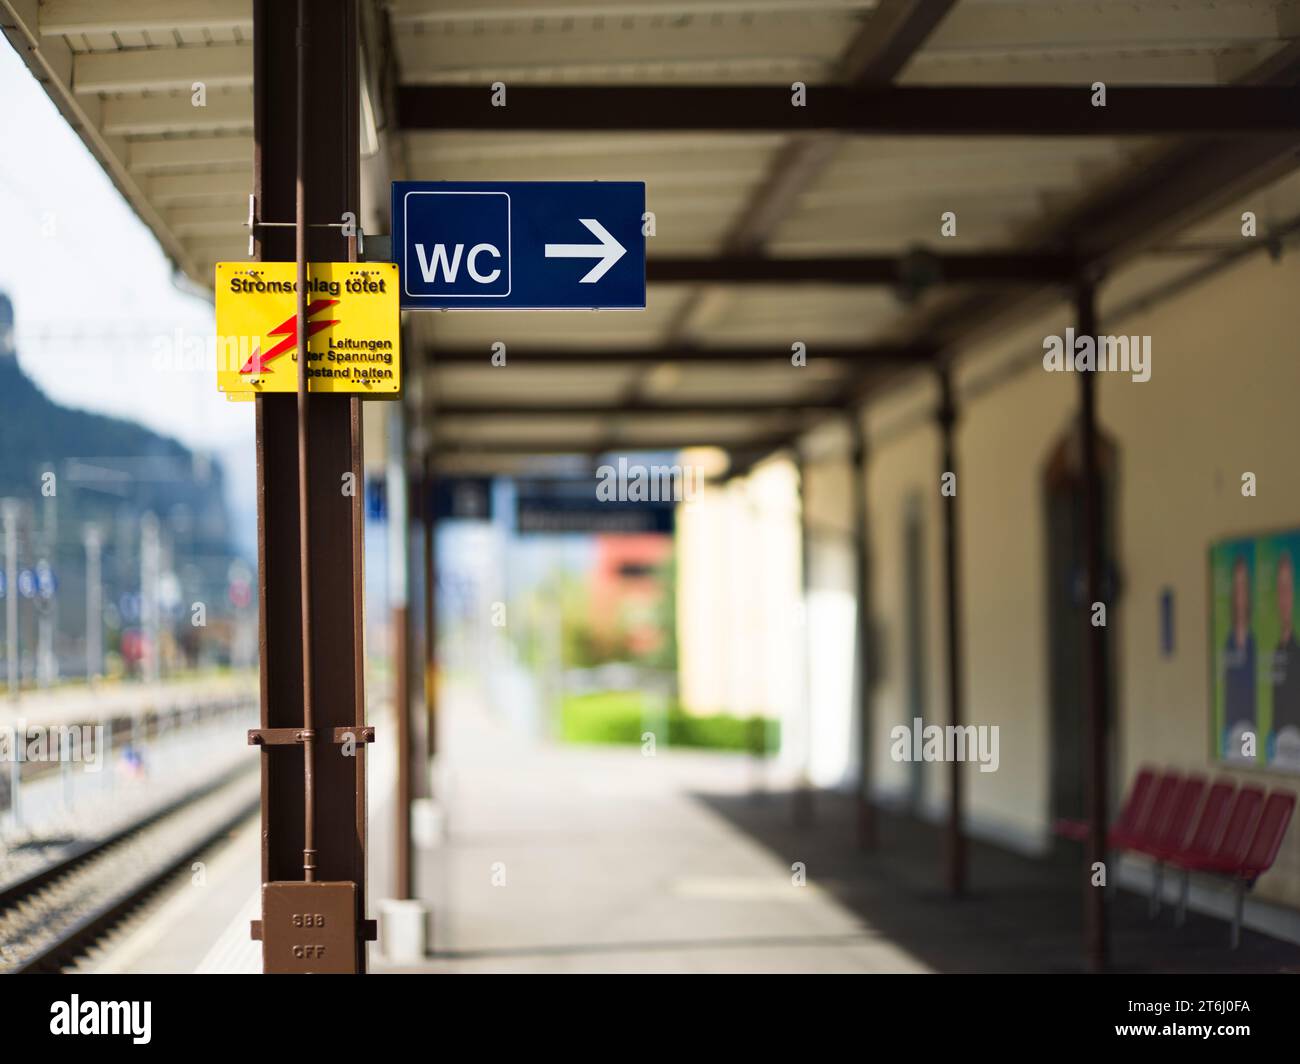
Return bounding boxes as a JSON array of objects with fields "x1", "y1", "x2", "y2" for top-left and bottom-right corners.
[
  {"x1": 35, "y1": 561, "x2": 56, "y2": 599},
  {"x1": 119, "y1": 591, "x2": 142, "y2": 623}
]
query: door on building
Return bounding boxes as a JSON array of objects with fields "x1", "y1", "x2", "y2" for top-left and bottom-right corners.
[{"x1": 1043, "y1": 425, "x2": 1120, "y2": 857}]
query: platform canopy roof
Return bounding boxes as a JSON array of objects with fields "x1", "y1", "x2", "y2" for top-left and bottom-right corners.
[{"x1": 5, "y1": 0, "x2": 1300, "y2": 472}]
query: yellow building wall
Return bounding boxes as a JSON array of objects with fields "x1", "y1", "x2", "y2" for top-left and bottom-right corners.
[
  {"x1": 863, "y1": 249, "x2": 1300, "y2": 901},
  {"x1": 1101, "y1": 251, "x2": 1300, "y2": 907},
  {"x1": 863, "y1": 377, "x2": 947, "y2": 813},
  {"x1": 676, "y1": 249, "x2": 1300, "y2": 904},
  {"x1": 677, "y1": 459, "x2": 802, "y2": 737},
  {"x1": 950, "y1": 344, "x2": 1076, "y2": 849}
]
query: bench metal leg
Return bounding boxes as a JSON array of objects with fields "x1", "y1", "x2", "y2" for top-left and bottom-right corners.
[
  {"x1": 1231, "y1": 879, "x2": 1245, "y2": 950},
  {"x1": 1149, "y1": 861, "x2": 1163, "y2": 917},
  {"x1": 1175, "y1": 869, "x2": 1189, "y2": 927}
]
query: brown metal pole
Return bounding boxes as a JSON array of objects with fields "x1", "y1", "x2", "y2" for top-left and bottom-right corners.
[
  {"x1": 851, "y1": 414, "x2": 876, "y2": 850},
  {"x1": 394, "y1": 603, "x2": 411, "y2": 899},
  {"x1": 409, "y1": 474, "x2": 430, "y2": 801},
  {"x1": 422, "y1": 451, "x2": 438, "y2": 762},
  {"x1": 937, "y1": 367, "x2": 966, "y2": 896},
  {"x1": 1077, "y1": 280, "x2": 1110, "y2": 971},
  {"x1": 340, "y1": 0, "x2": 366, "y2": 956},
  {"x1": 385, "y1": 384, "x2": 415, "y2": 899},
  {"x1": 294, "y1": 0, "x2": 317, "y2": 885},
  {"x1": 254, "y1": 0, "x2": 367, "y2": 971}
]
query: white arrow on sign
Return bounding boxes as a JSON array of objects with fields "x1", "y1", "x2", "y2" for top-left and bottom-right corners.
[{"x1": 544, "y1": 219, "x2": 626, "y2": 284}]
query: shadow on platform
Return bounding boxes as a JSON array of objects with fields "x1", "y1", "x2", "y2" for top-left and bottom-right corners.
[{"x1": 693, "y1": 787, "x2": 1300, "y2": 974}]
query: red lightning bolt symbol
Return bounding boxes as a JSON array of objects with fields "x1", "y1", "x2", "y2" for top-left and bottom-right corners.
[{"x1": 239, "y1": 299, "x2": 340, "y2": 375}]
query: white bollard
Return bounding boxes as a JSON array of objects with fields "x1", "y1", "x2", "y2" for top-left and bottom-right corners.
[{"x1": 377, "y1": 898, "x2": 431, "y2": 964}]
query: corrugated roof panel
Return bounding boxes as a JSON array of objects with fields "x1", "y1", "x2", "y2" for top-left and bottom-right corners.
[
  {"x1": 644, "y1": 360, "x2": 845, "y2": 402},
  {"x1": 904, "y1": 0, "x2": 1297, "y2": 85},
  {"x1": 612, "y1": 412, "x2": 798, "y2": 443},
  {"x1": 433, "y1": 276, "x2": 691, "y2": 327},
  {"x1": 395, "y1": 8, "x2": 856, "y2": 85},
  {"x1": 440, "y1": 419, "x2": 607, "y2": 445}
]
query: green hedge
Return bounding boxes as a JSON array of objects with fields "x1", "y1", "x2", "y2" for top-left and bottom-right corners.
[{"x1": 560, "y1": 690, "x2": 777, "y2": 753}]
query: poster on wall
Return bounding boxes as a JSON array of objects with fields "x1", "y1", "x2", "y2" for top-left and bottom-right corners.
[{"x1": 1211, "y1": 528, "x2": 1300, "y2": 772}]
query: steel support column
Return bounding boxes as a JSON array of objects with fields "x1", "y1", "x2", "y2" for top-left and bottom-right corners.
[
  {"x1": 408, "y1": 477, "x2": 431, "y2": 799},
  {"x1": 387, "y1": 403, "x2": 413, "y2": 902},
  {"x1": 404, "y1": 340, "x2": 432, "y2": 800},
  {"x1": 1076, "y1": 281, "x2": 1110, "y2": 972},
  {"x1": 422, "y1": 449, "x2": 438, "y2": 762},
  {"x1": 851, "y1": 415, "x2": 876, "y2": 850},
  {"x1": 253, "y1": 0, "x2": 368, "y2": 971},
  {"x1": 394, "y1": 598, "x2": 411, "y2": 899},
  {"x1": 937, "y1": 368, "x2": 966, "y2": 897}
]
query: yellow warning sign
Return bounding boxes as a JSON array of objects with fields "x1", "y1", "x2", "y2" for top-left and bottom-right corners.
[{"x1": 215, "y1": 261, "x2": 400, "y2": 396}]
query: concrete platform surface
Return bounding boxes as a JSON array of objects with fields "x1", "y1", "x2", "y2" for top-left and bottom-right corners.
[
  {"x1": 376, "y1": 686, "x2": 928, "y2": 974},
  {"x1": 377, "y1": 683, "x2": 1300, "y2": 974}
]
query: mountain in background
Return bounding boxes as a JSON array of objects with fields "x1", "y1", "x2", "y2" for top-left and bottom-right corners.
[{"x1": 0, "y1": 290, "x2": 242, "y2": 661}]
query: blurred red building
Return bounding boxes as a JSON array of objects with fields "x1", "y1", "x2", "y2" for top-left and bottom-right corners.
[{"x1": 590, "y1": 534, "x2": 673, "y2": 658}]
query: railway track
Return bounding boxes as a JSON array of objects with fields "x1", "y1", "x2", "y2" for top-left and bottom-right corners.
[{"x1": 0, "y1": 765, "x2": 259, "y2": 973}]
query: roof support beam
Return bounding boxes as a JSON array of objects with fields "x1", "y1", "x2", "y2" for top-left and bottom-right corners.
[
  {"x1": 727, "y1": 50, "x2": 1300, "y2": 483},
  {"x1": 432, "y1": 400, "x2": 844, "y2": 417},
  {"x1": 659, "y1": 1, "x2": 952, "y2": 366},
  {"x1": 836, "y1": 0, "x2": 958, "y2": 85},
  {"x1": 928, "y1": 143, "x2": 1300, "y2": 350},
  {"x1": 393, "y1": 1, "x2": 873, "y2": 23},
  {"x1": 649, "y1": 252, "x2": 1077, "y2": 285},
  {"x1": 397, "y1": 85, "x2": 1300, "y2": 135},
  {"x1": 425, "y1": 343, "x2": 934, "y2": 365},
  {"x1": 39, "y1": 0, "x2": 253, "y2": 36},
  {"x1": 649, "y1": 0, "x2": 952, "y2": 450},
  {"x1": 433, "y1": 434, "x2": 793, "y2": 455}
]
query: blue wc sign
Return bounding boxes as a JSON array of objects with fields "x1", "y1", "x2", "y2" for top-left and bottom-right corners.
[{"x1": 391, "y1": 181, "x2": 646, "y2": 310}]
